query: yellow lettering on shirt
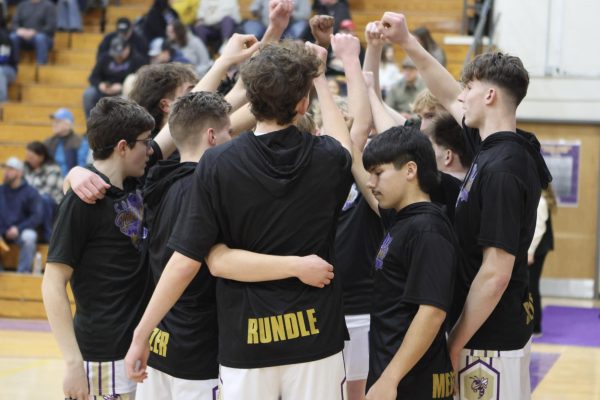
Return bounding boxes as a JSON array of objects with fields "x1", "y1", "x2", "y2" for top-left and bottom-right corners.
[
  {"x1": 432, "y1": 372, "x2": 454, "y2": 398},
  {"x1": 248, "y1": 318, "x2": 259, "y2": 344},
  {"x1": 246, "y1": 309, "x2": 320, "y2": 344},
  {"x1": 148, "y1": 328, "x2": 170, "y2": 358}
]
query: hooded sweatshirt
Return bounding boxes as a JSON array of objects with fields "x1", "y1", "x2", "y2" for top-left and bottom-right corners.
[
  {"x1": 367, "y1": 202, "x2": 458, "y2": 399},
  {"x1": 451, "y1": 120, "x2": 552, "y2": 351},
  {"x1": 0, "y1": 180, "x2": 43, "y2": 235},
  {"x1": 168, "y1": 126, "x2": 353, "y2": 368},
  {"x1": 142, "y1": 160, "x2": 218, "y2": 380}
]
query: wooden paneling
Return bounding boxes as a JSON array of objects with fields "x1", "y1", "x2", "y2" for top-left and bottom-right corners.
[{"x1": 519, "y1": 122, "x2": 600, "y2": 280}]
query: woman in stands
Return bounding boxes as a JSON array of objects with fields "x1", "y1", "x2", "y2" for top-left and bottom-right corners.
[
  {"x1": 412, "y1": 26, "x2": 446, "y2": 67},
  {"x1": 24, "y1": 141, "x2": 63, "y2": 242}
]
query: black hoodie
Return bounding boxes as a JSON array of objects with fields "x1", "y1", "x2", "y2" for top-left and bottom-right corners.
[
  {"x1": 367, "y1": 202, "x2": 458, "y2": 400},
  {"x1": 168, "y1": 126, "x2": 353, "y2": 368},
  {"x1": 142, "y1": 159, "x2": 218, "y2": 380},
  {"x1": 451, "y1": 121, "x2": 552, "y2": 351}
]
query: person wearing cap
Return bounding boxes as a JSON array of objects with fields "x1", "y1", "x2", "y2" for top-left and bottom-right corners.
[
  {"x1": 9, "y1": 0, "x2": 56, "y2": 65},
  {"x1": 385, "y1": 57, "x2": 426, "y2": 117},
  {"x1": 83, "y1": 35, "x2": 146, "y2": 117},
  {"x1": 96, "y1": 17, "x2": 149, "y2": 62},
  {"x1": 44, "y1": 108, "x2": 82, "y2": 177},
  {"x1": 0, "y1": 157, "x2": 43, "y2": 273}
]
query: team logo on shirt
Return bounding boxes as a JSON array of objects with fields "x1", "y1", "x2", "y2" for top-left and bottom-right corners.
[
  {"x1": 375, "y1": 233, "x2": 392, "y2": 270},
  {"x1": 523, "y1": 292, "x2": 534, "y2": 325},
  {"x1": 113, "y1": 190, "x2": 146, "y2": 249},
  {"x1": 457, "y1": 163, "x2": 478, "y2": 205},
  {"x1": 459, "y1": 358, "x2": 499, "y2": 400},
  {"x1": 342, "y1": 184, "x2": 359, "y2": 211}
]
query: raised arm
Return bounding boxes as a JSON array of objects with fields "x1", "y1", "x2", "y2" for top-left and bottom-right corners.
[
  {"x1": 308, "y1": 40, "x2": 352, "y2": 153},
  {"x1": 262, "y1": 0, "x2": 294, "y2": 43},
  {"x1": 365, "y1": 73, "x2": 405, "y2": 133},
  {"x1": 335, "y1": 33, "x2": 372, "y2": 150},
  {"x1": 42, "y1": 263, "x2": 88, "y2": 400},
  {"x1": 379, "y1": 12, "x2": 463, "y2": 124},
  {"x1": 362, "y1": 21, "x2": 385, "y2": 99}
]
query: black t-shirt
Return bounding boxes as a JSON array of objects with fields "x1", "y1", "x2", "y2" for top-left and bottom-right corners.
[
  {"x1": 142, "y1": 160, "x2": 218, "y2": 380},
  {"x1": 335, "y1": 184, "x2": 383, "y2": 315},
  {"x1": 451, "y1": 121, "x2": 547, "y2": 350},
  {"x1": 367, "y1": 202, "x2": 456, "y2": 400},
  {"x1": 168, "y1": 127, "x2": 353, "y2": 368},
  {"x1": 47, "y1": 167, "x2": 151, "y2": 361}
]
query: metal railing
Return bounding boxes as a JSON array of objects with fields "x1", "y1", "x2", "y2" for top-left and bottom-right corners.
[{"x1": 462, "y1": 0, "x2": 494, "y2": 67}]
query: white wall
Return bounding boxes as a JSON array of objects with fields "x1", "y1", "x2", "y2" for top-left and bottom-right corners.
[{"x1": 493, "y1": 0, "x2": 600, "y2": 121}]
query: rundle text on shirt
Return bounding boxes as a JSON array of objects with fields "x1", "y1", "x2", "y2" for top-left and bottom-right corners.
[{"x1": 247, "y1": 309, "x2": 320, "y2": 344}]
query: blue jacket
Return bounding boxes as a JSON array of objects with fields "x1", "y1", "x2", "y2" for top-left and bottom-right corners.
[{"x1": 0, "y1": 180, "x2": 43, "y2": 235}]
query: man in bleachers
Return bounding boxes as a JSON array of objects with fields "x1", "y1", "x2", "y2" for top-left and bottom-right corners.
[
  {"x1": 44, "y1": 108, "x2": 81, "y2": 177},
  {"x1": 0, "y1": 157, "x2": 43, "y2": 273},
  {"x1": 385, "y1": 57, "x2": 425, "y2": 117},
  {"x1": 9, "y1": 0, "x2": 56, "y2": 65},
  {"x1": 83, "y1": 35, "x2": 146, "y2": 117},
  {"x1": 96, "y1": 17, "x2": 149, "y2": 62}
]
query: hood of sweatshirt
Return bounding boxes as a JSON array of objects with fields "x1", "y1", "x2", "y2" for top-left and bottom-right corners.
[
  {"x1": 481, "y1": 129, "x2": 553, "y2": 189},
  {"x1": 237, "y1": 126, "x2": 315, "y2": 198}
]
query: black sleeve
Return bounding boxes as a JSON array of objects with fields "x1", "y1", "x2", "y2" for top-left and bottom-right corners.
[
  {"x1": 477, "y1": 171, "x2": 525, "y2": 255},
  {"x1": 167, "y1": 161, "x2": 220, "y2": 262},
  {"x1": 88, "y1": 58, "x2": 104, "y2": 87},
  {"x1": 403, "y1": 232, "x2": 456, "y2": 312},
  {"x1": 46, "y1": 193, "x2": 91, "y2": 268}
]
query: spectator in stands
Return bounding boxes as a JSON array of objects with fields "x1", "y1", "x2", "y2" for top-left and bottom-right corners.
[
  {"x1": 313, "y1": 0, "x2": 351, "y2": 33},
  {"x1": 412, "y1": 26, "x2": 446, "y2": 67},
  {"x1": 379, "y1": 44, "x2": 402, "y2": 98},
  {"x1": 83, "y1": 35, "x2": 146, "y2": 117},
  {"x1": 129, "y1": 63, "x2": 197, "y2": 137},
  {"x1": 143, "y1": 0, "x2": 179, "y2": 43},
  {"x1": 242, "y1": 0, "x2": 310, "y2": 40},
  {"x1": 0, "y1": 9, "x2": 17, "y2": 103},
  {"x1": 385, "y1": 57, "x2": 425, "y2": 117},
  {"x1": 24, "y1": 141, "x2": 63, "y2": 242},
  {"x1": 44, "y1": 108, "x2": 81, "y2": 176},
  {"x1": 97, "y1": 17, "x2": 149, "y2": 62},
  {"x1": 148, "y1": 37, "x2": 190, "y2": 64},
  {"x1": 193, "y1": 0, "x2": 239, "y2": 53},
  {"x1": 0, "y1": 157, "x2": 43, "y2": 273},
  {"x1": 10, "y1": 0, "x2": 57, "y2": 65},
  {"x1": 56, "y1": 0, "x2": 83, "y2": 32},
  {"x1": 167, "y1": 20, "x2": 211, "y2": 76}
]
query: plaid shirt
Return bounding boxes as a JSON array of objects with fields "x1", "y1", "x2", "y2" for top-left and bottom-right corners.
[{"x1": 24, "y1": 163, "x2": 64, "y2": 205}]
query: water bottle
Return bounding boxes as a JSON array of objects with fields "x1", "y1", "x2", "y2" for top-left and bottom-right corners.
[{"x1": 33, "y1": 252, "x2": 43, "y2": 275}]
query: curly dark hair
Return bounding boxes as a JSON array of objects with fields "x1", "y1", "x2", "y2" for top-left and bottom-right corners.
[{"x1": 240, "y1": 40, "x2": 322, "y2": 125}]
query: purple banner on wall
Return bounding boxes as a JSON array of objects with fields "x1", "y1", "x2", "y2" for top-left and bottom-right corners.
[{"x1": 540, "y1": 141, "x2": 580, "y2": 207}]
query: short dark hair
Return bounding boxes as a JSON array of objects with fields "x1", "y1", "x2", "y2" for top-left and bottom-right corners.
[
  {"x1": 461, "y1": 51, "x2": 529, "y2": 106},
  {"x1": 240, "y1": 40, "x2": 321, "y2": 125},
  {"x1": 26, "y1": 141, "x2": 53, "y2": 165},
  {"x1": 363, "y1": 126, "x2": 439, "y2": 195},
  {"x1": 129, "y1": 63, "x2": 198, "y2": 136},
  {"x1": 169, "y1": 91, "x2": 232, "y2": 147},
  {"x1": 88, "y1": 97, "x2": 155, "y2": 160},
  {"x1": 426, "y1": 113, "x2": 473, "y2": 168}
]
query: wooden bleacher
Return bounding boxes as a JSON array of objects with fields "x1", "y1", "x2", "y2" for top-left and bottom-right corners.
[{"x1": 0, "y1": 0, "x2": 472, "y2": 319}]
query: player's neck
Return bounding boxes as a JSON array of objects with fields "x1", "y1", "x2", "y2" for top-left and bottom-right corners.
[
  {"x1": 478, "y1": 110, "x2": 517, "y2": 141},
  {"x1": 179, "y1": 143, "x2": 210, "y2": 163},
  {"x1": 93, "y1": 159, "x2": 124, "y2": 190},
  {"x1": 255, "y1": 120, "x2": 294, "y2": 134}
]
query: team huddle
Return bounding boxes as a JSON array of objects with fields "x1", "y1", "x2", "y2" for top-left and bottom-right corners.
[{"x1": 41, "y1": 4, "x2": 551, "y2": 400}]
